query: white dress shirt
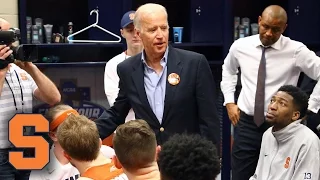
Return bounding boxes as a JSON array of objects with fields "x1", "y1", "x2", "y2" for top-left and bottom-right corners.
[
  {"x1": 221, "y1": 34, "x2": 320, "y2": 115},
  {"x1": 104, "y1": 52, "x2": 135, "y2": 122}
]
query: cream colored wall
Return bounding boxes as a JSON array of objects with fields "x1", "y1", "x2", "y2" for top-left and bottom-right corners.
[{"x1": 0, "y1": 0, "x2": 19, "y2": 28}]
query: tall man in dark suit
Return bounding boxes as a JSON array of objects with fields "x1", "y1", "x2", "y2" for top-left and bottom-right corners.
[{"x1": 95, "y1": 3, "x2": 219, "y2": 145}]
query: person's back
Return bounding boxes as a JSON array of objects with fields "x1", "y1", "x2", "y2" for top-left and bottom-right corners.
[{"x1": 80, "y1": 154, "x2": 126, "y2": 180}]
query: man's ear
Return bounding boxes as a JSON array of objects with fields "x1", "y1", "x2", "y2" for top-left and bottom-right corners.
[
  {"x1": 120, "y1": 29, "x2": 125, "y2": 39},
  {"x1": 63, "y1": 151, "x2": 72, "y2": 161},
  {"x1": 292, "y1": 111, "x2": 301, "y2": 121},
  {"x1": 258, "y1": 16, "x2": 262, "y2": 25},
  {"x1": 113, "y1": 155, "x2": 122, "y2": 169},
  {"x1": 99, "y1": 138, "x2": 102, "y2": 149},
  {"x1": 156, "y1": 145, "x2": 161, "y2": 161},
  {"x1": 282, "y1": 24, "x2": 288, "y2": 34},
  {"x1": 49, "y1": 131, "x2": 58, "y2": 142}
]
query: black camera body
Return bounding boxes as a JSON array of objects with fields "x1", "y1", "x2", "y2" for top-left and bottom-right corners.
[
  {"x1": 0, "y1": 28, "x2": 38, "y2": 68},
  {"x1": 0, "y1": 28, "x2": 20, "y2": 45}
]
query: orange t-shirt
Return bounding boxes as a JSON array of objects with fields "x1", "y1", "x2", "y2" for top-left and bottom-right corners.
[{"x1": 81, "y1": 162, "x2": 125, "y2": 180}]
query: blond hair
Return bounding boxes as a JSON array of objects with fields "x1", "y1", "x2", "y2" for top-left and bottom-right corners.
[
  {"x1": 56, "y1": 114, "x2": 100, "y2": 161},
  {"x1": 45, "y1": 104, "x2": 73, "y2": 123}
]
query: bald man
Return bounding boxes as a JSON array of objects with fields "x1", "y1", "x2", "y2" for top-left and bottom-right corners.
[
  {"x1": 221, "y1": 5, "x2": 320, "y2": 180},
  {"x1": 0, "y1": 18, "x2": 60, "y2": 179},
  {"x1": 95, "y1": 3, "x2": 220, "y2": 147}
]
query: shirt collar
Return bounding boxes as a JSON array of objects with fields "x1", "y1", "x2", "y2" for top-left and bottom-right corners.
[
  {"x1": 46, "y1": 145, "x2": 74, "y2": 174},
  {"x1": 254, "y1": 34, "x2": 282, "y2": 50},
  {"x1": 45, "y1": 145, "x2": 58, "y2": 173},
  {"x1": 272, "y1": 119, "x2": 303, "y2": 142},
  {"x1": 141, "y1": 46, "x2": 169, "y2": 65}
]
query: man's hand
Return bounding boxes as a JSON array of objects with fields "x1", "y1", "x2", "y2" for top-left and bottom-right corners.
[
  {"x1": 226, "y1": 103, "x2": 240, "y2": 126},
  {"x1": 0, "y1": 45, "x2": 13, "y2": 96},
  {"x1": 0, "y1": 45, "x2": 12, "y2": 73},
  {"x1": 14, "y1": 61, "x2": 36, "y2": 74},
  {"x1": 0, "y1": 45, "x2": 12, "y2": 60}
]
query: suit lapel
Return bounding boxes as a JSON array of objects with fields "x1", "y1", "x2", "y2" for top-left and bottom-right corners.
[
  {"x1": 163, "y1": 47, "x2": 182, "y2": 123},
  {"x1": 131, "y1": 55, "x2": 159, "y2": 124}
]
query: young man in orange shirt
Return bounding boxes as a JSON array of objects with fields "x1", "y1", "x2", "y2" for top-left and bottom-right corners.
[
  {"x1": 56, "y1": 113, "x2": 127, "y2": 180},
  {"x1": 29, "y1": 104, "x2": 116, "y2": 180},
  {"x1": 112, "y1": 120, "x2": 161, "y2": 180}
]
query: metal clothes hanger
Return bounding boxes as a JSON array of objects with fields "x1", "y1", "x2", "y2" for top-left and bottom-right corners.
[{"x1": 67, "y1": 8, "x2": 121, "y2": 43}]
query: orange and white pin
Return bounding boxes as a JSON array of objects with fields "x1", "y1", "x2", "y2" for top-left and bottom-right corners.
[{"x1": 168, "y1": 73, "x2": 180, "y2": 85}]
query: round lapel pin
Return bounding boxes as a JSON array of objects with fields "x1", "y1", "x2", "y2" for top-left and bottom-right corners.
[{"x1": 168, "y1": 73, "x2": 180, "y2": 86}]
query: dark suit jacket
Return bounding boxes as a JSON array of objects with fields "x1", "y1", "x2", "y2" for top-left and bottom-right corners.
[{"x1": 95, "y1": 46, "x2": 220, "y2": 145}]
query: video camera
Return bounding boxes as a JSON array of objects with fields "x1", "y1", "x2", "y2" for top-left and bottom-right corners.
[{"x1": 0, "y1": 28, "x2": 38, "y2": 68}]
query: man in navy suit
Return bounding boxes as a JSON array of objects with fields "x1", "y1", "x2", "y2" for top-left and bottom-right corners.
[{"x1": 95, "y1": 3, "x2": 220, "y2": 145}]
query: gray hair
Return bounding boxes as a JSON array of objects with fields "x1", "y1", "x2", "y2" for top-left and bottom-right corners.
[{"x1": 133, "y1": 3, "x2": 168, "y2": 31}]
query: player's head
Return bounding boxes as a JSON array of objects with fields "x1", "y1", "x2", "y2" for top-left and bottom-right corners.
[
  {"x1": 46, "y1": 104, "x2": 78, "y2": 143},
  {"x1": 56, "y1": 114, "x2": 101, "y2": 163},
  {"x1": 113, "y1": 120, "x2": 157, "y2": 172}
]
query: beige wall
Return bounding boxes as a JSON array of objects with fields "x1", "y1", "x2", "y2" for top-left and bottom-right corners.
[{"x1": 0, "y1": 0, "x2": 19, "y2": 28}]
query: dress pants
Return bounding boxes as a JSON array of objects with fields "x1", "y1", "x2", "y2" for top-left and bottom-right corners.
[{"x1": 231, "y1": 111, "x2": 270, "y2": 180}]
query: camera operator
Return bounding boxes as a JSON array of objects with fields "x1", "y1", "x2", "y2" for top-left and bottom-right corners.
[{"x1": 0, "y1": 18, "x2": 61, "y2": 180}]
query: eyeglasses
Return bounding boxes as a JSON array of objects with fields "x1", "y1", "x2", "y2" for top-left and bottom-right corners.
[{"x1": 5, "y1": 70, "x2": 24, "y2": 113}]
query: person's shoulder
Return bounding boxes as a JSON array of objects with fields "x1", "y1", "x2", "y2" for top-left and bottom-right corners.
[
  {"x1": 170, "y1": 47, "x2": 213, "y2": 68},
  {"x1": 9, "y1": 63, "x2": 27, "y2": 73},
  {"x1": 298, "y1": 124, "x2": 320, "y2": 143},
  {"x1": 261, "y1": 127, "x2": 273, "y2": 140},
  {"x1": 281, "y1": 35, "x2": 305, "y2": 48},
  {"x1": 233, "y1": 34, "x2": 257, "y2": 46},
  {"x1": 113, "y1": 173, "x2": 129, "y2": 180},
  {"x1": 29, "y1": 170, "x2": 46, "y2": 180},
  {"x1": 117, "y1": 52, "x2": 142, "y2": 69},
  {"x1": 170, "y1": 47, "x2": 207, "y2": 65},
  {"x1": 226, "y1": 35, "x2": 257, "y2": 54},
  {"x1": 171, "y1": 47, "x2": 204, "y2": 58},
  {"x1": 106, "y1": 52, "x2": 126, "y2": 67},
  {"x1": 100, "y1": 145, "x2": 115, "y2": 159}
]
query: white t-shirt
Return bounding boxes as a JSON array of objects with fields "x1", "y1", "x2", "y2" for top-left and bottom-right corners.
[
  {"x1": 29, "y1": 145, "x2": 116, "y2": 180},
  {"x1": 104, "y1": 52, "x2": 135, "y2": 122}
]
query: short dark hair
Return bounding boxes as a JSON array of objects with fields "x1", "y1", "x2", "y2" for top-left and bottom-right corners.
[
  {"x1": 278, "y1": 85, "x2": 309, "y2": 118},
  {"x1": 158, "y1": 134, "x2": 220, "y2": 180}
]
